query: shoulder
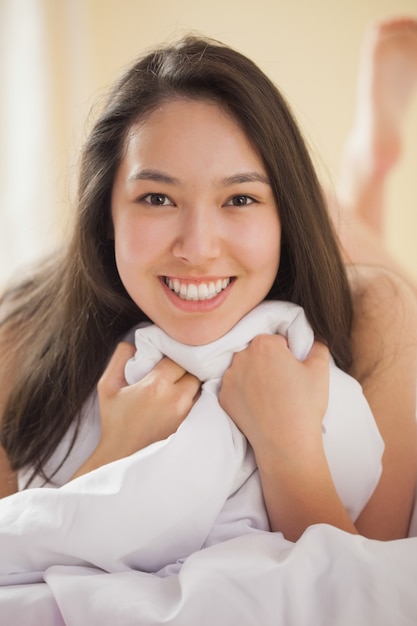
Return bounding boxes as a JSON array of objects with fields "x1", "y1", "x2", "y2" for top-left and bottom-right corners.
[
  {"x1": 347, "y1": 263, "x2": 417, "y2": 319},
  {"x1": 347, "y1": 264, "x2": 417, "y2": 384},
  {"x1": 347, "y1": 263, "x2": 417, "y2": 445}
]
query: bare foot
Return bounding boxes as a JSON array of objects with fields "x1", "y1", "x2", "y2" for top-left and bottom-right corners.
[{"x1": 337, "y1": 17, "x2": 417, "y2": 233}]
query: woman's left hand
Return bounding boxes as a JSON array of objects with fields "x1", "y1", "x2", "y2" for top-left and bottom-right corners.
[{"x1": 218, "y1": 334, "x2": 330, "y2": 465}]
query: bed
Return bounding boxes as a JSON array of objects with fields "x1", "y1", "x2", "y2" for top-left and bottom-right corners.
[{"x1": 1, "y1": 301, "x2": 416, "y2": 625}]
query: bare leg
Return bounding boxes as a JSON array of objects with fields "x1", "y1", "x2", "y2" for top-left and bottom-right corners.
[
  {"x1": 330, "y1": 17, "x2": 417, "y2": 289},
  {"x1": 337, "y1": 17, "x2": 417, "y2": 233}
]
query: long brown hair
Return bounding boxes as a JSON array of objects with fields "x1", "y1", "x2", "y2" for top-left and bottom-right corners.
[{"x1": 0, "y1": 35, "x2": 352, "y2": 483}]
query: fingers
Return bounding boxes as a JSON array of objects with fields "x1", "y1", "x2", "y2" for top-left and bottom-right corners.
[
  {"x1": 272, "y1": 334, "x2": 330, "y2": 364},
  {"x1": 98, "y1": 341, "x2": 136, "y2": 396},
  {"x1": 178, "y1": 372, "x2": 202, "y2": 400},
  {"x1": 151, "y1": 355, "x2": 191, "y2": 383},
  {"x1": 99, "y1": 342, "x2": 201, "y2": 398},
  {"x1": 149, "y1": 358, "x2": 201, "y2": 399}
]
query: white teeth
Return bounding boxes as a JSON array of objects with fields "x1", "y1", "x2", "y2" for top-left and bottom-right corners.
[
  {"x1": 187, "y1": 284, "x2": 198, "y2": 300},
  {"x1": 198, "y1": 283, "x2": 209, "y2": 299},
  {"x1": 165, "y1": 277, "x2": 231, "y2": 301},
  {"x1": 207, "y1": 282, "x2": 216, "y2": 299}
]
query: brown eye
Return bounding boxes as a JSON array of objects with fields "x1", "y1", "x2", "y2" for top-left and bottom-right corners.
[
  {"x1": 141, "y1": 193, "x2": 174, "y2": 206},
  {"x1": 149, "y1": 193, "x2": 169, "y2": 205},
  {"x1": 226, "y1": 195, "x2": 255, "y2": 207}
]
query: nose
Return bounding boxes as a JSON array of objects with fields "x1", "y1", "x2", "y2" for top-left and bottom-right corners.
[{"x1": 172, "y1": 207, "x2": 221, "y2": 265}]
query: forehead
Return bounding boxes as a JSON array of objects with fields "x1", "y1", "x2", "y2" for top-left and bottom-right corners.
[{"x1": 121, "y1": 98, "x2": 266, "y2": 176}]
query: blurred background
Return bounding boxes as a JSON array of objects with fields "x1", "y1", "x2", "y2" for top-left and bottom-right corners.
[{"x1": 1, "y1": 0, "x2": 417, "y2": 290}]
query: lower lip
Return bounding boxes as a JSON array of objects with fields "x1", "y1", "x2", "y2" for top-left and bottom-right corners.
[{"x1": 160, "y1": 278, "x2": 234, "y2": 312}]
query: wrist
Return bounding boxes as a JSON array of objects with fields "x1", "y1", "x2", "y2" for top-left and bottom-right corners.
[
  {"x1": 71, "y1": 438, "x2": 122, "y2": 480},
  {"x1": 253, "y1": 429, "x2": 325, "y2": 480}
]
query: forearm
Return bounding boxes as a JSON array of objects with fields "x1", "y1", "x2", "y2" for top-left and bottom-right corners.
[
  {"x1": 256, "y1": 446, "x2": 357, "y2": 542},
  {"x1": 70, "y1": 440, "x2": 119, "y2": 480}
]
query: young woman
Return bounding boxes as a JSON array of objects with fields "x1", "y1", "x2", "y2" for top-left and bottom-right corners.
[{"x1": 0, "y1": 32, "x2": 416, "y2": 548}]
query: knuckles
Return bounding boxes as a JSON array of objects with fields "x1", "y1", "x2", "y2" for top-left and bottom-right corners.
[
  {"x1": 141, "y1": 371, "x2": 195, "y2": 418},
  {"x1": 249, "y1": 333, "x2": 288, "y2": 353}
]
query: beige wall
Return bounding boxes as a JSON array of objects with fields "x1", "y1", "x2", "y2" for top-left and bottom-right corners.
[{"x1": 1, "y1": 0, "x2": 417, "y2": 287}]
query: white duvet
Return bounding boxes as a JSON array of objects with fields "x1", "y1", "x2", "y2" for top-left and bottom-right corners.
[{"x1": 1, "y1": 301, "x2": 416, "y2": 625}]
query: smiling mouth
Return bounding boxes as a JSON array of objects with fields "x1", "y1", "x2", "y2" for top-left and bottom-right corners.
[{"x1": 163, "y1": 277, "x2": 233, "y2": 301}]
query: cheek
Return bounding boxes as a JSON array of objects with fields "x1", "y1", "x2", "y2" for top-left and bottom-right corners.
[
  {"x1": 113, "y1": 215, "x2": 174, "y2": 300},
  {"x1": 113, "y1": 219, "x2": 149, "y2": 280},
  {"x1": 245, "y1": 219, "x2": 281, "y2": 278}
]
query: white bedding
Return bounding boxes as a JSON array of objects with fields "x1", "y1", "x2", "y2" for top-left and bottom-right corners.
[{"x1": 1, "y1": 301, "x2": 416, "y2": 625}]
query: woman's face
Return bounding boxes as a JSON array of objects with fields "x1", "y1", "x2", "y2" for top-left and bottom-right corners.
[{"x1": 111, "y1": 99, "x2": 281, "y2": 345}]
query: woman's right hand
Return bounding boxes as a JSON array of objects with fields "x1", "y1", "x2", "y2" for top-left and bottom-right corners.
[{"x1": 72, "y1": 342, "x2": 201, "y2": 478}]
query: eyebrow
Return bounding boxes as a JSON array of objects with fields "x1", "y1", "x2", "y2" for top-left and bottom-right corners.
[
  {"x1": 127, "y1": 169, "x2": 270, "y2": 187},
  {"x1": 127, "y1": 169, "x2": 180, "y2": 184},
  {"x1": 221, "y1": 172, "x2": 270, "y2": 186}
]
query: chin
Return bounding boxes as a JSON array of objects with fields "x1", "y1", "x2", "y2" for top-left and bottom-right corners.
[{"x1": 168, "y1": 326, "x2": 227, "y2": 347}]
